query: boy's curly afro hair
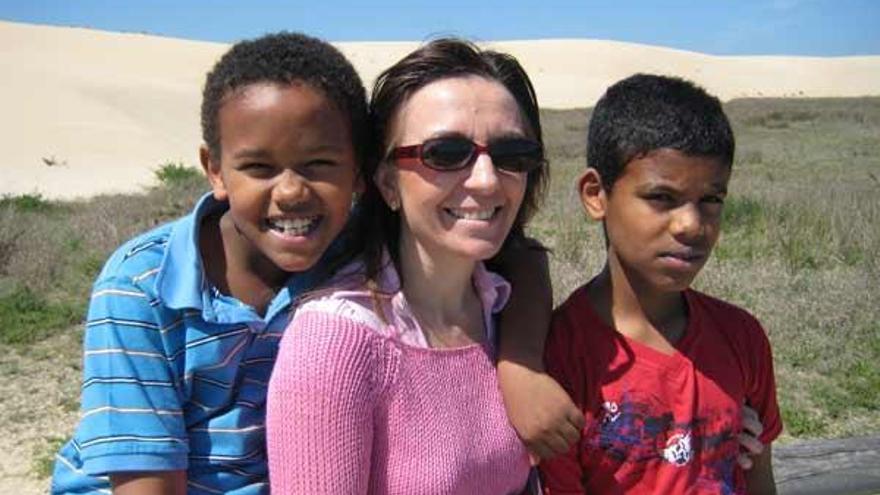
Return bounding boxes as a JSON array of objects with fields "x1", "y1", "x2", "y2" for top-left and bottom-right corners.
[{"x1": 201, "y1": 32, "x2": 369, "y2": 163}]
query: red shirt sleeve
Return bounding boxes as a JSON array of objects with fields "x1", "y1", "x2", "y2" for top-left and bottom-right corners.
[{"x1": 739, "y1": 310, "x2": 783, "y2": 444}]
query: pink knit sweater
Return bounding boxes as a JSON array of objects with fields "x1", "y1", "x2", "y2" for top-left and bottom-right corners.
[{"x1": 266, "y1": 262, "x2": 530, "y2": 494}]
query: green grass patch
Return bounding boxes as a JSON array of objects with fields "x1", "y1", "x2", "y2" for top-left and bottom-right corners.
[
  {"x1": 781, "y1": 407, "x2": 828, "y2": 437},
  {"x1": 722, "y1": 196, "x2": 765, "y2": 230},
  {"x1": 772, "y1": 204, "x2": 835, "y2": 272},
  {"x1": 0, "y1": 287, "x2": 83, "y2": 345},
  {"x1": 0, "y1": 193, "x2": 57, "y2": 213},
  {"x1": 714, "y1": 196, "x2": 767, "y2": 261},
  {"x1": 839, "y1": 360, "x2": 880, "y2": 411}
]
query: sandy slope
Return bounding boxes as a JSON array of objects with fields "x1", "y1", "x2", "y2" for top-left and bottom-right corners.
[{"x1": 2, "y1": 20, "x2": 879, "y2": 199}]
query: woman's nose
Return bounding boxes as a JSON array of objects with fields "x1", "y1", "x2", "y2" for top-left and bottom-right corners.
[{"x1": 462, "y1": 153, "x2": 501, "y2": 193}]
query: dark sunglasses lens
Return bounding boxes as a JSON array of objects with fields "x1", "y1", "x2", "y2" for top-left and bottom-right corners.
[
  {"x1": 422, "y1": 138, "x2": 475, "y2": 170},
  {"x1": 490, "y1": 139, "x2": 543, "y2": 172}
]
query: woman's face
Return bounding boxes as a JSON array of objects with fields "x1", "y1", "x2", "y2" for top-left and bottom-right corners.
[{"x1": 375, "y1": 76, "x2": 529, "y2": 266}]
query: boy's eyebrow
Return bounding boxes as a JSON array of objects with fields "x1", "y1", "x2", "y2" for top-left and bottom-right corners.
[
  {"x1": 637, "y1": 181, "x2": 728, "y2": 194},
  {"x1": 232, "y1": 148, "x2": 272, "y2": 160},
  {"x1": 232, "y1": 144, "x2": 347, "y2": 160},
  {"x1": 637, "y1": 181, "x2": 677, "y2": 192}
]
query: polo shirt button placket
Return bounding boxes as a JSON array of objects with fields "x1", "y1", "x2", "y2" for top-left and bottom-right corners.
[{"x1": 248, "y1": 321, "x2": 266, "y2": 334}]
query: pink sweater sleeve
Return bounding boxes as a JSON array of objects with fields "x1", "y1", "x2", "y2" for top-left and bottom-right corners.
[{"x1": 267, "y1": 310, "x2": 391, "y2": 493}]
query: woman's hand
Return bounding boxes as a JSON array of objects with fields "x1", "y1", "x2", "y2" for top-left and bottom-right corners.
[
  {"x1": 739, "y1": 402, "x2": 765, "y2": 469},
  {"x1": 498, "y1": 361, "x2": 585, "y2": 463}
]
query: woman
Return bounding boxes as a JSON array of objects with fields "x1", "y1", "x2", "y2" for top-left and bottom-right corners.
[{"x1": 266, "y1": 38, "x2": 548, "y2": 493}]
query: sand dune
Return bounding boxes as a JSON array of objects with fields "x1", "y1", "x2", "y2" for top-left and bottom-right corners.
[{"x1": 2, "y1": 20, "x2": 879, "y2": 199}]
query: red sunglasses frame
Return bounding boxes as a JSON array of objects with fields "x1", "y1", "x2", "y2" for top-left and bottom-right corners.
[{"x1": 391, "y1": 138, "x2": 543, "y2": 172}]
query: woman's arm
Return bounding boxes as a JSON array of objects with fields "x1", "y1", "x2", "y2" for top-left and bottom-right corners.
[
  {"x1": 492, "y1": 240, "x2": 584, "y2": 461},
  {"x1": 538, "y1": 311, "x2": 588, "y2": 494},
  {"x1": 267, "y1": 310, "x2": 381, "y2": 493}
]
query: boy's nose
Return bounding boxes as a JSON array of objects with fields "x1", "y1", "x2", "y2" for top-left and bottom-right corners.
[
  {"x1": 462, "y1": 153, "x2": 501, "y2": 194},
  {"x1": 670, "y1": 203, "x2": 704, "y2": 240},
  {"x1": 273, "y1": 170, "x2": 309, "y2": 206}
]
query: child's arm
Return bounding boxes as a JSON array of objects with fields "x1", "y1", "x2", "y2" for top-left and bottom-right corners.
[
  {"x1": 492, "y1": 239, "x2": 584, "y2": 461},
  {"x1": 745, "y1": 445, "x2": 776, "y2": 494},
  {"x1": 110, "y1": 471, "x2": 187, "y2": 495},
  {"x1": 70, "y1": 274, "x2": 189, "y2": 484}
]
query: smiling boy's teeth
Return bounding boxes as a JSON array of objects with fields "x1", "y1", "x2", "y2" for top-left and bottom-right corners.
[
  {"x1": 268, "y1": 217, "x2": 318, "y2": 236},
  {"x1": 449, "y1": 208, "x2": 495, "y2": 220}
]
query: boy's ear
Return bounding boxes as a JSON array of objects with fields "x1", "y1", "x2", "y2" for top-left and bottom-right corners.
[
  {"x1": 578, "y1": 167, "x2": 607, "y2": 221},
  {"x1": 373, "y1": 161, "x2": 400, "y2": 211},
  {"x1": 200, "y1": 144, "x2": 228, "y2": 201}
]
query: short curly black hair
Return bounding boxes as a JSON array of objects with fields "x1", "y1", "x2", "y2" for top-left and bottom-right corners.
[
  {"x1": 587, "y1": 74, "x2": 734, "y2": 191},
  {"x1": 201, "y1": 32, "x2": 369, "y2": 164}
]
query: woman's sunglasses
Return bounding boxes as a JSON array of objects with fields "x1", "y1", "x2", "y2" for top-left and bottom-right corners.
[{"x1": 391, "y1": 137, "x2": 545, "y2": 173}]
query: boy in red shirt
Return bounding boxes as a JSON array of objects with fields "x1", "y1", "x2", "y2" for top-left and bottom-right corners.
[{"x1": 541, "y1": 74, "x2": 782, "y2": 494}]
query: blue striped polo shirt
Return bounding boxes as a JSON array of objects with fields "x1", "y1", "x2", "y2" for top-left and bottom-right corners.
[{"x1": 52, "y1": 193, "x2": 320, "y2": 495}]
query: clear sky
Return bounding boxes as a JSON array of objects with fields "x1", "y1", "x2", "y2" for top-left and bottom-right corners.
[{"x1": 1, "y1": 0, "x2": 878, "y2": 56}]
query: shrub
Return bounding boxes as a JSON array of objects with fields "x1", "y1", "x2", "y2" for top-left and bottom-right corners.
[
  {"x1": 0, "y1": 193, "x2": 57, "y2": 213},
  {"x1": 154, "y1": 161, "x2": 202, "y2": 186},
  {"x1": 0, "y1": 286, "x2": 82, "y2": 345}
]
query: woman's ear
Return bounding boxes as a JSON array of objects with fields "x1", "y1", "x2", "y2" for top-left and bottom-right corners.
[
  {"x1": 578, "y1": 167, "x2": 607, "y2": 221},
  {"x1": 354, "y1": 171, "x2": 366, "y2": 197},
  {"x1": 200, "y1": 144, "x2": 228, "y2": 201},
  {"x1": 373, "y1": 161, "x2": 400, "y2": 211}
]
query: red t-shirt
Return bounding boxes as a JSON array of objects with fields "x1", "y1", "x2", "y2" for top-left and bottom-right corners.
[{"x1": 541, "y1": 286, "x2": 782, "y2": 494}]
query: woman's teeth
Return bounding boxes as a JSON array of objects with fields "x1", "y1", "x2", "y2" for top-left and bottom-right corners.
[
  {"x1": 448, "y1": 208, "x2": 496, "y2": 221},
  {"x1": 267, "y1": 217, "x2": 318, "y2": 236}
]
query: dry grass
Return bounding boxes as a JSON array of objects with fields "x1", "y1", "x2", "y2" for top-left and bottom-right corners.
[
  {"x1": 533, "y1": 97, "x2": 880, "y2": 441},
  {"x1": 0, "y1": 99, "x2": 877, "y2": 489},
  {"x1": 0, "y1": 172, "x2": 205, "y2": 344},
  {"x1": 0, "y1": 326, "x2": 81, "y2": 493}
]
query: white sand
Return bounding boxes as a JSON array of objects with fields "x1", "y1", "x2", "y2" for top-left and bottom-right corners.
[{"x1": 3, "y1": 20, "x2": 879, "y2": 199}]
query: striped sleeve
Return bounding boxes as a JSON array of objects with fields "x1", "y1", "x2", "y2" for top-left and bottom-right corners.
[{"x1": 75, "y1": 275, "x2": 188, "y2": 475}]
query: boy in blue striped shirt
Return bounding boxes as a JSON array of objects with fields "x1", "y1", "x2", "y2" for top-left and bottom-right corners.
[
  {"x1": 52, "y1": 32, "x2": 370, "y2": 494},
  {"x1": 52, "y1": 32, "x2": 584, "y2": 494}
]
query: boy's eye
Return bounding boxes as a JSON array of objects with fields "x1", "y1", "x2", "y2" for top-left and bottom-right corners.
[
  {"x1": 644, "y1": 192, "x2": 676, "y2": 204},
  {"x1": 702, "y1": 195, "x2": 725, "y2": 204},
  {"x1": 299, "y1": 158, "x2": 351, "y2": 179},
  {"x1": 240, "y1": 162, "x2": 271, "y2": 172},
  {"x1": 305, "y1": 159, "x2": 338, "y2": 169}
]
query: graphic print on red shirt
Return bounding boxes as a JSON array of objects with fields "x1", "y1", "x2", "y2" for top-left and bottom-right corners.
[{"x1": 541, "y1": 286, "x2": 782, "y2": 495}]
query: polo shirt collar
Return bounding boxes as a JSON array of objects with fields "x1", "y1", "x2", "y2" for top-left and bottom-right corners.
[
  {"x1": 156, "y1": 192, "x2": 223, "y2": 312},
  {"x1": 155, "y1": 193, "x2": 325, "y2": 324}
]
